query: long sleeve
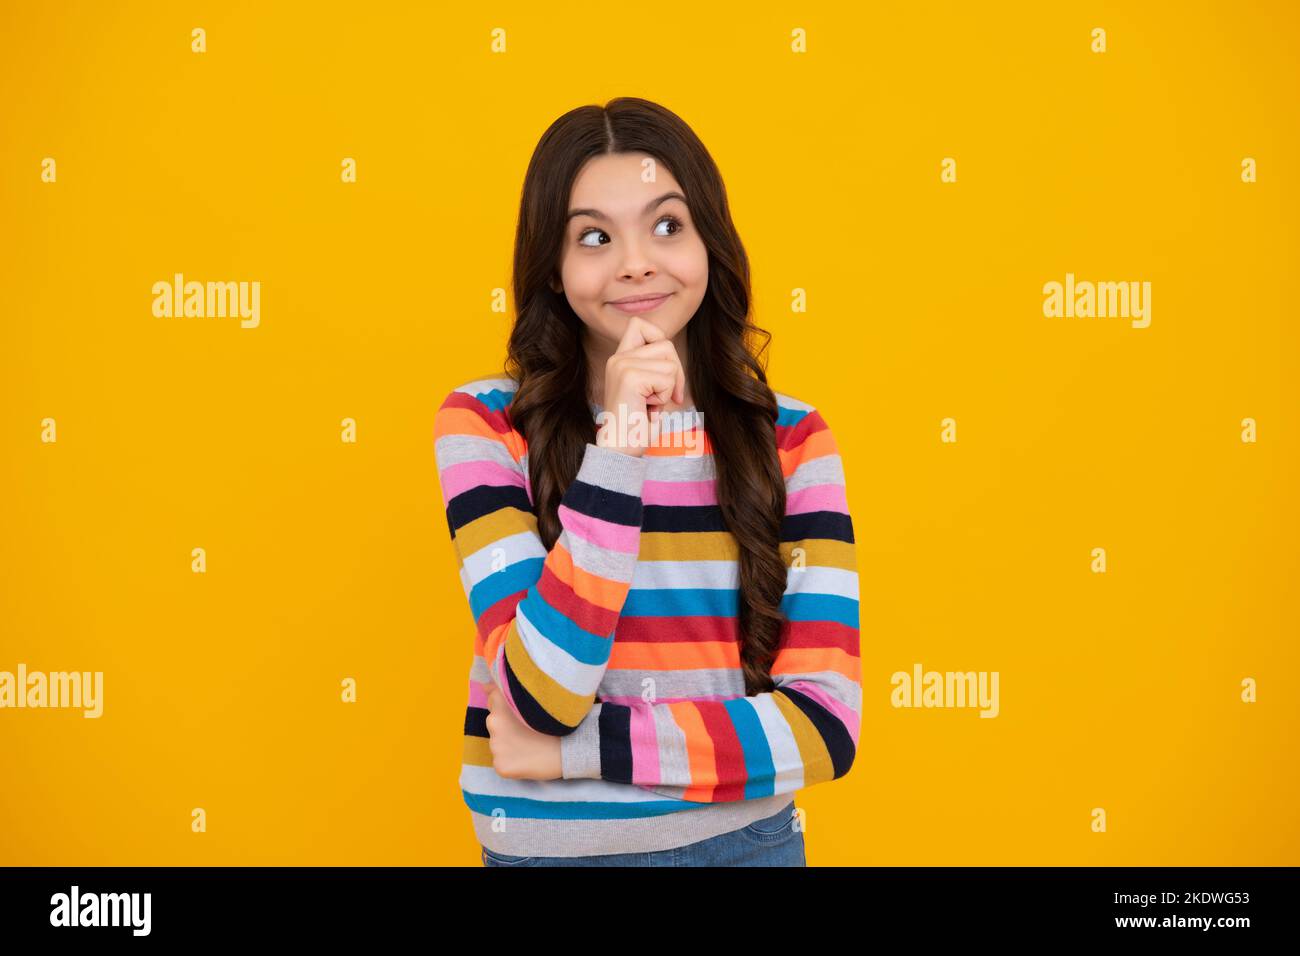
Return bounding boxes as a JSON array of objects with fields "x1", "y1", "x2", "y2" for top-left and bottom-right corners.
[
  {"x1": 559, "y1": 404, "x2": 861, "y2": 802},
  {"x1": 433, "y1": 384, "x2": 650, "y2": 735}
]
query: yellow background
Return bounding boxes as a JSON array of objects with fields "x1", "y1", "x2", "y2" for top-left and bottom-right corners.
[{"x1": 1, "y1": 0, "x2": 1295, "y2": 865}]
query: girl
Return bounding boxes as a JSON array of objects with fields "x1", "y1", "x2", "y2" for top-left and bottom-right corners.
[{"x1": 433, "y1": 97, "x2": 860, "y2": 866}]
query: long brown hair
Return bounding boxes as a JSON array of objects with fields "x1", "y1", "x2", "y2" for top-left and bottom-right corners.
[{"x1": 503, "y1": 96, "x2": 786, "y2": 696}]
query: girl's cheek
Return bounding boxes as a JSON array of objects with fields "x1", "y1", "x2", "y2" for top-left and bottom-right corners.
[{"x1": 674, "y1": 247, "x2": 709, "y2": 285}]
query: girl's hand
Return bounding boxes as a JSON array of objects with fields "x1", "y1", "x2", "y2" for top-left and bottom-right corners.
[
  {"x1": 598, "y1": 316, "x2": 686, "y2": 457},
  {"x1": 484, "y1": 683, "x2": 564, "y2": 781}
]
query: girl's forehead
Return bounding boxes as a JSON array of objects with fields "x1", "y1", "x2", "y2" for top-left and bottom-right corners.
[{"x1": 572, "y1": 153, "x2": 683, "y2": 193}]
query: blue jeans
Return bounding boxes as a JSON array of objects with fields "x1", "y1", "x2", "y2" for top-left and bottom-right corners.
[{"x1": 480, "y1": 799, "x2": 805, "y2": 867}]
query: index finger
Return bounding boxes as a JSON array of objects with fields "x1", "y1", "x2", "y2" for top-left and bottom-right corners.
[{"x1": 615, "y1": 315, "x2": 667, "y2": 353}]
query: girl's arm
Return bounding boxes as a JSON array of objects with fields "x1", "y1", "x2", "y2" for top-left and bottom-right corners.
[
  {"x1": 558, "y1": 405, "x2": 861, "y2": 801},
  {"x1": 434, "y1": 381, "x2": 648, "y2": 736}
]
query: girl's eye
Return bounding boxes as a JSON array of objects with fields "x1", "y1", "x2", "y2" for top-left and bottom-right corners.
[
  {"x1": 577, "y1": 215, "x2": 685, "y2": 248},
  {"x1": 653, "y1": 215, "x2": 684, "y2": 237}
]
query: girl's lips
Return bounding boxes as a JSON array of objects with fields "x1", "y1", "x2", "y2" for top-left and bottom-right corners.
[{"x1": 609, "y1": 293, "x2": 672, "y2": 315}]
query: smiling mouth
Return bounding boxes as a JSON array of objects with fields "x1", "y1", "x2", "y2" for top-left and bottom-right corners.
[{"x1": 608, "y1": 293, "x2": 672, "y2": 314}]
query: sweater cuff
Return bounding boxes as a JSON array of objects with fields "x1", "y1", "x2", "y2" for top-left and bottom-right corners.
[
  {"x1": 575, "y1": 442, "x2": 649, "y2": 495},
  {"x1": 560, "y1": 710, "x2": 603, "y2": 780}
]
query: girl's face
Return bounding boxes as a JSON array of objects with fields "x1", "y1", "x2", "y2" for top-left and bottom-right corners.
[{"x1": 553, "y1": 151, "x2": 708, "y2": 352}]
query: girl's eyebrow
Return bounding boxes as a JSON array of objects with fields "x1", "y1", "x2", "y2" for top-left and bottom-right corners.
[{"x1": 567, "y1": 191, "x2": 687, "y2": 223}]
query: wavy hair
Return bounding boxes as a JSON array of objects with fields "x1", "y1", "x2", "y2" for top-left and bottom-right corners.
[{"x1": 503, "y1": 97, "x2": 786, "y2": 696}]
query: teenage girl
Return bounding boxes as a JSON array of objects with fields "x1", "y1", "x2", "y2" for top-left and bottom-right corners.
[{"x1": 433, "y1": 97, "x2": 861, "y2": 867}]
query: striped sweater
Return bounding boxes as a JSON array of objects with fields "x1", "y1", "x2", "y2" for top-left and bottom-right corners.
[{"x1": 433, "y1": 374, "x2": 861, "y2": 857}]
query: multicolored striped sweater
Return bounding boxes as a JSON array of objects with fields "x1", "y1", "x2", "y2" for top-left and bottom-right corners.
[{"x1": 433, "y1": 374, "x2": 860, "y2": 857}]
